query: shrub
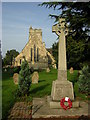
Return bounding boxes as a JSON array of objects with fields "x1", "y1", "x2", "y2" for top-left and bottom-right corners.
[
  {"x1": 13, "y1": 66, "x2": 21, "y2": 73},
  {"x1": 78, "y1": 65, "x2": 90, "y2": 94},
  {"x1": 18, "y1": 60, "x2": 31, "y2": 96}
]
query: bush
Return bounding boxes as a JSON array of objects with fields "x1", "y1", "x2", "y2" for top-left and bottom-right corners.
[
  {"x1": 13, "y1": 66, "x2": 21, "y2": 73},
  {"x1": 78, "y1": 65, "x2": 90, "y2": 94},
  {"x1": 18, "y1": 60, "x2": 31, "y2": 96}
]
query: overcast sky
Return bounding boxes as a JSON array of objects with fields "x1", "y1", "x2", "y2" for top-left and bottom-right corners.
[{"x1": 2, "y1": 2, "x2": 61, "y2": 57}]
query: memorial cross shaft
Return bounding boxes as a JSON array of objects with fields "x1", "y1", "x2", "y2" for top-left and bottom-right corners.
[
  {"x1": 51, "y1": 18, "x2": 74, "y2": 101},
  {"x1": 52, "y1": 18, "x2": 68, "y2": 81}
]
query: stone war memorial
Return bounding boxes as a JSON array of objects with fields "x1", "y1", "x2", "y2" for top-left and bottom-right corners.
[
  {"x1": 51, "y1": 18, "x2": 74, "y2": 102},
  {"x1": 32, "y1": 18, "x2": 89, "y2": 119},
  {"x1": 3, "y1": 2, "x2": 90, "y2": 120}
]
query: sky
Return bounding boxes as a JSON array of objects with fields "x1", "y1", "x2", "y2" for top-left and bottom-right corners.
[{"x1": 2, "y1": 2, "x2": 61, "y2": 57}]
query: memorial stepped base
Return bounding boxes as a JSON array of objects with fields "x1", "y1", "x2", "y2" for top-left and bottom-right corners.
[
  {"x1": 47, "y1": 96, "x2": 80, "y2": 109},
  {"x1": 32, "y1": 97, "x2": 90, "y2": 119}
]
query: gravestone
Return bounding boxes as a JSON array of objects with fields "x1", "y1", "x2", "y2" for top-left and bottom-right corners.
[
  {"x1": 32, "y1": 72, "x2": 39, "y2": 84},
  {"x1": 69, "y1": 67, "x2": 74, "y2": 74},
  {"x1": 52, "y1": 64, "x2": 57, "y2": 69},
  {"x1": 4, "y1": 68, "x2": 7, "y2": 72},
  {"x1": 46, "y1": 68, "x2": 50, "y2": 73},
  {"x1": 13, "y1": 73, "x2": 19, "y2": 85},
  {"x1": 51, "y1": 18, "x2": 74, "y2": 101}
]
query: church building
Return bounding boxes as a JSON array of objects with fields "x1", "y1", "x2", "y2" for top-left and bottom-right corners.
[{"x1": 14, "y1": 27, "x2": 56, "y2": 69}]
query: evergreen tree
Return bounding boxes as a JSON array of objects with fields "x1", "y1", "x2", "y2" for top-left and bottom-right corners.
[
  {"x1": 40, "y1": 2, "x2": 90, "y2": 69},
  {"x1": 52, "y1": 36, "x2": 87, "y2": 69},
  {"x1": 18, "y1": 59, "x2": 31, "y2": 96},
  {"x1": 66, "y1": 36, "x2": 86, "y2": 69},
  {"x1": 40, "y1": 2, "x2": 90, "y2": 40},
  {"x1": 78, "y1": 65, "x2": 90, "y2": 94},
  {"x1": 52, "y1": 42, "x2": 58, "y2": 68}
]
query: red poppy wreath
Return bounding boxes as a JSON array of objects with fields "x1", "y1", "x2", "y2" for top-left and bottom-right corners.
[{"x1": 60, "y1": 97, "x2": 72, "y2": 110}]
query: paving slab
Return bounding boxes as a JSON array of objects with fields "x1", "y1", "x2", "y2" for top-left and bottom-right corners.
[{"x1": 32, "y1": 97, "x2": 90, "y2": 119}]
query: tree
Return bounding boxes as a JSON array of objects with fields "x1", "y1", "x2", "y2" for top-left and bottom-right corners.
[
  {"x1": 40, "y1": 2, "x2": 90, "y2": 39},
  {"x1": 66, "y1": 36, "x2": 86, "y2": 69},
  {"x1": 52, "y1": 42, "x2": 58, "y2": 68},
  {"x1": 18, "y1": 59, "x2": 31, "y2": 96},
  {"x1": 52, "y1": 36, "x2": 89, "y2": 69},
  {"x1": 78, "y1": 65, "x2": 90, "y2": 94},
  {"x1": 40, "y1": 2, "x2": 90, "y2": 68},
  {"x1": 3, "y1": 49, "x2": 19, "y2": 66},
  {"x1": 52, "y1": 39, "x2": 85, "y2": 69}
]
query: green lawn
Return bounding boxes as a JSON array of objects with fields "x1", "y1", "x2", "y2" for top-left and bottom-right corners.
[
  {"x1": 2, "y1": 72, "x2": 18, "y2": 119},
  {"x1": 29, "y1": 69, "x2": 57, "y2": 97},
  {"x1": 2, "y1": 69, "x2": 88, "y2": 119},
  {"x1": 30, "y1": 69, "x2": 79, "y2": 97}
]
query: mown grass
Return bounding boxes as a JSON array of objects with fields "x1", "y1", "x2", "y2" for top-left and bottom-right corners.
[
  {"x1": 29, "y1": 69, "x2": 57, "y2": 97},
  {"x1": 29, "y1": 69, "x2": 79, "y2": 98},
  {"x1": 2, "y1": 71, "x2": 18, "y2": 119},
  {"x1": 2, "y1": 68, "x2": 88, "y2": 119}
]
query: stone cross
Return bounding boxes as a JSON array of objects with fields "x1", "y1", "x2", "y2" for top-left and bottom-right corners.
[
  {"x1": 51, "y1": 18, "x2": 74, "y2": 101},
  {"x1": 52, "y1": 18, "x2": 68, "y2": 81}
]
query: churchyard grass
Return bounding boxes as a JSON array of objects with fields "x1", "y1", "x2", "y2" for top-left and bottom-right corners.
[
  {"x1": 30, "y1": 69, "x2": 57, "y2": 97},
  {"x1": 2, "y1": 68, "x2": 88, "y2": 119},
  {"x1": 30, "y1": 69, "x2": 88, "y2": 100},
  {"x1": 2, "y1": 71, "x2": 18, "y2": 119}
]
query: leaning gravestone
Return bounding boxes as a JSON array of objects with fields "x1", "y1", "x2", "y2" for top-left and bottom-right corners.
[
  {"x1": 51, "y1": 18, "x2": 74, "y2": 104},
  {"x1": 32, "y1": 72, "x2": 39, "y2": 84},
  {"x1": 69, "y1": 67, "x2": 74, "y2": 74},
  {"x1": 13, "y1": 73, "x2": 19, "y2": 85}
]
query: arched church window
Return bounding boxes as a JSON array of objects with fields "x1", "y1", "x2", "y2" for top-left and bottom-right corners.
[
  {"x1": 37, "y1": 48, "x2": 39, "y2": 61},
  {"x1": 20, "y1": 59, "x2": 22, "y2": 64},
  {"x1": 31, "y1": 48, "x2": 32, "y2": 61},
  {"x1": 34, "y1": 45, "x2": 36, "y2": 62}
]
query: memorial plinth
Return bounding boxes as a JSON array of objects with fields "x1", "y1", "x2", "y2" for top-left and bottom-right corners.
[{"x1": 51, "y1": 80, "x2": 74, "y2": 101}]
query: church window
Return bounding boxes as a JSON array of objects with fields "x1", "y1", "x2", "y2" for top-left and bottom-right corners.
[
  {"x1": 20, "y1": 59, "x2": 22, "y2": 64},
  {"x1": 31, "y1": 48, "x2": 32, "y2": 61},
  {"x1": 34, "y1": 45, "x2": 36, "y2": 62},
  {"x1": 37, "y1": 48, "x2": 39, "y2": 61}
]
